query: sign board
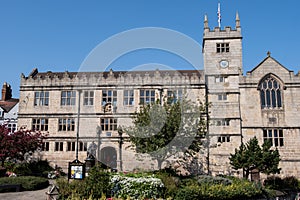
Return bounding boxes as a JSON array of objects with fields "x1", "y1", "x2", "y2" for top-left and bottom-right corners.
[{"x1": 68, "y1": 159, "x2": 85, "y2": 180}]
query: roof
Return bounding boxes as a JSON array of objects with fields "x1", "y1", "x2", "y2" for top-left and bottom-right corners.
[
  {"x1": 0, "y1": 98, "x2": 19, "y2": 112},
  {"x1": 24, "y1": 68, "x2": 204, "y2": 80}
]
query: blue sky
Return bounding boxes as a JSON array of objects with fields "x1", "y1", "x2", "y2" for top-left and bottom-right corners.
[{"x1": 1, "y1": 0, "x2": 300, "y2": 97}]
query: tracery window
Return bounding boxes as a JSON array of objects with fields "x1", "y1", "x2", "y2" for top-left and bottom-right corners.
[{"x1": 260, "y1": 76, "x2": 282, "y2": 109}]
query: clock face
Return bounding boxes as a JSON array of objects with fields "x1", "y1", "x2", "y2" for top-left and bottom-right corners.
[{"x1": 219, "y1": 60, "x2": 229, "y2": 68}]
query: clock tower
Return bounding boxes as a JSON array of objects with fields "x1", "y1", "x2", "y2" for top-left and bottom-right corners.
[
  {"x1": 203, "y1": 13, "x2": 243, "y2": 175},
  {"x1": 203, "y1": 12, "x2": 242, "y2": 75}
]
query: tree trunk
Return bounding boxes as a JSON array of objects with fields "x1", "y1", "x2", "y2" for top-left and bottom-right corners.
[
  {"x1": 244, "y1": 168, "x2": 250, "y2": 179},
  {"x1": 157, "y1": 159, "x2": 163, "y2": 170}
]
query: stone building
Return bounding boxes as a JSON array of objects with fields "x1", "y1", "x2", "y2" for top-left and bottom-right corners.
[{"x1": 18, "y1": 13, "x2": 300, "y2": 178}]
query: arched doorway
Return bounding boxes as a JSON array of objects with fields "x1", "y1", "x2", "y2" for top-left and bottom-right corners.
[{"x1": 100, "y1": 147, "x2": 117, "y2": 169}]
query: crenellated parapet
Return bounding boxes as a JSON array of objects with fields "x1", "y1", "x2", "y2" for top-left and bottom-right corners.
[
  {"x1": 20, "y1": 68, "x2": 204, "y2": 88},
  {"x1": 203, "y1": 12, "x2": 242, "y2": 41}
]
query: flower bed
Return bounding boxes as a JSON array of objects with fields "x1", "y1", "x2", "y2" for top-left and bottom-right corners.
[{"x1": 111, "y1": 174, "x2": 164, "y2": 199}]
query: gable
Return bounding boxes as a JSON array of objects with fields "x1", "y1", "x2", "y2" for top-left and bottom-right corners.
[
  {"x1": 0, "y1": 99, "x2": 19, "y2": 112},
  {"x1": 244, "y1": 55, "x2": 295, "y2": 84}
]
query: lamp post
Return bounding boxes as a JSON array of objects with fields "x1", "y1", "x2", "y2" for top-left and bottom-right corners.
[
  {"x1": 96, "y1": 125, "x2": 102, "y2": 163},
  {"x1": 118, "y1": 126, "x2": 123, "y2": 172},
  {"x1": 76, "y1": 90, "x2": 82, "y2": 161}
]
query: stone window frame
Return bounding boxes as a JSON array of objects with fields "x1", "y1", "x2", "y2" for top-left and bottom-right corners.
[
  {"x1": 263, "y1": 129, "x2": 284, "y2": 147},
  {"x1": 217, "y1": 93, "x2": 227, "y2": 101},
  {"x1": 102, "y1": 90, "x2": 117, "y2": 106},
  {"x1": 123, "y1": 90, "x2": 134, "y2": 106},
  {"x1": 61, "y1": 91, "x2": 76, "y2": 106},
  {"x1": 42, "y1": 142, "x2": 49, "y2": 151},
  {"x1": 83, "y1": 90, "x2": 94, "y2": 106},
  {"x1": 259, "y1": 74, "x2": 284, "y2": 109},
  {"x1": 215, "y1": 75, "x2": 228, "y2": 83},
  {"x1": 215, "y1": 118, "x2": 230, "y2": 126},
  {"x1": 32, "y1": 118, "x2": 48, "y2": 131},
  {"x1": 218, "y1": 135, "x2": 230, "y2": 143},
  {"x1": 167, "y1": 89, "x2": 183, "y2": 103},
  {"x1": 79, "y1": 141, "x2": 87, "y2": 151},
  {"x1": 54, "y1": 142, "x2": 64, "y2": 151},
  {"x1": 139, "y1": 89, "x2": 155, "y2": 105},
  {"x1": 58, "y1": 118, "x2": 75, "y2": 131},
  {"x1": 101, "y1": 118, "x2": 118, "y2": 131},
  {"x1": 216, "y1": 43, "x2": 229, "y2": 53},
  {"x1": 67, "y1": 141, "x2": 76, "y2": 151},
  {"x1": 34, "y1": 91, "x2": 49, "y2": 106}
]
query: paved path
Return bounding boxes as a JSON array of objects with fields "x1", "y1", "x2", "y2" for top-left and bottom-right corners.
[
  {"x1": 0, "y1": 180, "x2": 56, "y2": 200},
  {"x1": 0, "y1": 187, "x2": 49, "y2": 200}
]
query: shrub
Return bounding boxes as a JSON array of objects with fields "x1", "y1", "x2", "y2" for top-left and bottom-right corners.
[
  {"x1": 197, "y1": 175, "x2": 232, "y2": 186},
  {"x1": 174, "y1": 185, "x2": 201, "y2": 200},
  {"x1": 156, "y1": 172, "x2": 179, "y2": 198},
  {"x1": 175, "y1": 177, "x2": 265, "y2": 200},
  {"x1": 12, "y1": 163, "x2": 32, "y2": 176},
  {"x1": 84, "y1": 165, "x2": 111, "y2": 198},
  {"x1": 56, "y1": 165, "x2": 111, "y2": 199},
  {"x1": 264, "y1": 176, "x2": 299, "y2": 191},
  {"x1": 0, "y1": 176, "x2": 49, "y2": 192},
  {"x1": 28, "y1": 160, "x2": 54, "y2": 176}
]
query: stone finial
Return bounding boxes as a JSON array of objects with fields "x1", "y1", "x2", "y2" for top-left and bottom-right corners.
[
  {"x1": 204, "y1": 14, "x2": 209, "y2": 29},
  {"x1": 235, "y1": 12, "x2": 241, "y2": 28},
  {"x1": 267, "y1": 51, "x2": 271, "y2": 57}
]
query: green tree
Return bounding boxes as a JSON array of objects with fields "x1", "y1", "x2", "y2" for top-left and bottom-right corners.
[
  {"x1": 126, "y1": 97, "x2": 207, "y2": 170},
  {"x1": 229, "y1": 137, "x2": 281, "y2": 179}
]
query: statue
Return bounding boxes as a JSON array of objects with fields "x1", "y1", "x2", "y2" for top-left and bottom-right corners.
[{"x1": 87, "y1": 141, "x2": 97, "y2": 159}]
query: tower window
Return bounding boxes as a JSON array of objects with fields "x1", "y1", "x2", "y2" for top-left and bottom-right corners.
[
  {"x1": 217, "y1": 93, "x2": 227, "y2": 101},
  {"x1": 215, "y1": 119, "x2": 230, "y2": 126},
  {"x1": 216, "y1": 43, "x2": 229, "y2": 53},
  {"x1": 218, "y1": 136, "x2": 230, "y2": 143},
  {"x1": 215, "y1": 76, "x2": 228, "y2": 83},
  {"x1": 259, "y1": 76, "x2": 282, "y2": 109}
]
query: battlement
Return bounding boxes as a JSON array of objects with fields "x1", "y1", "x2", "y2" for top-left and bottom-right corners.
[
  {"x1": 20, "y1": 68, "x2": 205, "y2": 88},
  {"x1": 203, "y1": 12, "x2": 242, "y2": 40}
]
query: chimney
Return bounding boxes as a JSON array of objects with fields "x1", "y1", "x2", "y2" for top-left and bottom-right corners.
[{"x1": 2, "y1": 82, "x2": 12, "y2": 101}]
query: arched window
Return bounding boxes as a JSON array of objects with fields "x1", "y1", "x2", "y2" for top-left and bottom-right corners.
[{"x1": 259, "y1": 76, "x2": 282, "y2": 109}]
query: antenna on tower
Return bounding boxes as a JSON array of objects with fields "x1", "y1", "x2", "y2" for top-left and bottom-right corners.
[{"x1": 217, "y1": 2, "x2": 221, "y2": 28}]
